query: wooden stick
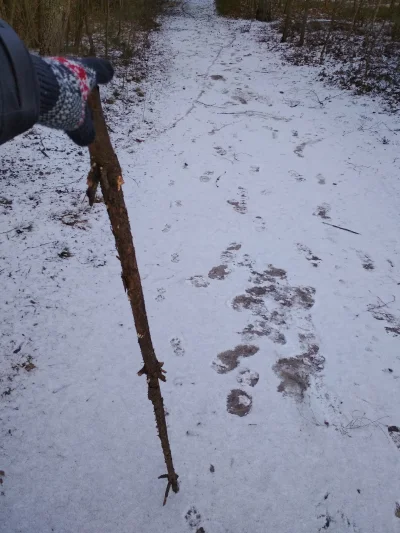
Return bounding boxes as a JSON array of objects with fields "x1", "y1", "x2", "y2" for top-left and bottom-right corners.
[
  {"x1": 322, "y1": 221, "x2": 361, "y2": 235},
  {"x1": 86, "y1": 88, "x2": 179, "y2": 502}
]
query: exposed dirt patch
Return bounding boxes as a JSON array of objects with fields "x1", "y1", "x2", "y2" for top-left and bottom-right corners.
[
  {"x1": 259, "y1": 284, "x2": 316, "y2": 310},
  {"x1": 246, "y1": 286, "x2": 268, "y2": 297},
  {"x1": 273, "y1": 356, "x2": 311, "y2": 400},
  {"x1": 232, "y1": 294, "x2": 265, "y2": 312},
  {"x1": 227, "y1": 389, "x2": 252, "y2": 416},
  {"x1": 208, "y1": 265, "x2": 230, "y2": 280},
  {"x1": 267, "y1": 310, "x2": 287, "y2": 326},
  {"x1": 250, "y1": 266, "x2": 287, "y2": 284},
  {"x1": 213, "y1": 344, "x2": 259, "y2": 374},
  {"x1": 273, "y1": 334, "x2": 324, "y2": 401},
  {"x1": 237, "y1": 368, "x2": 259, "y2": 387}
]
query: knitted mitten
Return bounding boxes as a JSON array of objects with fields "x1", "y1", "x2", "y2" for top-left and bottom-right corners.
[{"x1": 30, "y1": 55, "x2": 114, "y2": 146}]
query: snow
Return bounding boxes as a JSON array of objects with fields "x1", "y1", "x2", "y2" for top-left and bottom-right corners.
[{"x1": 1, "y1": 0, "x2": 400, "y2": 531}]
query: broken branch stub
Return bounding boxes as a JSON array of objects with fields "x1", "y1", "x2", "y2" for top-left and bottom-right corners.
[{"x1": 86, "y1": 87, "x2": 179, "y2": 501}]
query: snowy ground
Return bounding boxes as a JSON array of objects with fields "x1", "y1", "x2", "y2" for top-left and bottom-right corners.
[{"x1": 1, "y1": 1, "x2": 400, "y2": 532}]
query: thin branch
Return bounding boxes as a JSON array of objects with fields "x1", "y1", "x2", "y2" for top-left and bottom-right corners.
[
  {"x1": 322, "y1": 222, "x2": 360, "y2": 235},
  {"x1": 87, "y1": 88, "x2": 179, "y2": 503}
]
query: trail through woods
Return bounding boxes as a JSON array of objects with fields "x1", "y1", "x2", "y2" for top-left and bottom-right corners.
[{"x1": 1, "y1": 1, "x2": 400, "y2": 531}]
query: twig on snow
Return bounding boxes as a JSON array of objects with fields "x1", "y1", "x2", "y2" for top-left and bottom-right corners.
[
  {"x1": 38, "y1": 134, "x2": 50, "y2": 158},
  {"x1": 216, "y1": 171, "x2": 226, "y2": 187},
  {"x1": 367, "y1": 295, "x2": 395, "y2": 312},
  {"x1": 322, "y1": 222, "x2": 360, "y2": 235}
]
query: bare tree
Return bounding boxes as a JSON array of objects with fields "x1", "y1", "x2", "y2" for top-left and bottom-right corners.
[
  {"x1": 281, "y1": 0, "x2": 293, "y2": 42},
  {"x1": 298, "y1": 0, "x2": 310, "y2": 46}
]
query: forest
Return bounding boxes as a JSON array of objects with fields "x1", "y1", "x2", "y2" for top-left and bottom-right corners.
[{"x1": 1, "y1": 0, "x2": 398, "y2": 105}]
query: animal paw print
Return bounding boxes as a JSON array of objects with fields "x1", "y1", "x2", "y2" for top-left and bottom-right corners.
[
  {"x1": 214, "y1": 145, "x2": 227, "y2": 156},
  {"x1": 171, "y1": 337, "x2": 185, "y2": 357},
  {"x1": 185, "y1": 506, "x2": 202, "y2": 530},
  {"x1": 156, "y1": 288, "x2": 166, "y2": 302},
  {"x1": 314, "y1": 204, "x2": 331, "y2": 220},
  {"x1": 289, "y1": 170, "x2": 305, "y2": 182},
  {"x1": 227, "y1": 187, "x2": 247, "y2": 214},
  {"x1": 357, "y1": 251, "x2": 374, "y2": 271},
  {"x1": 297, "y1": 243, "x2": 322, "y2": 267}
]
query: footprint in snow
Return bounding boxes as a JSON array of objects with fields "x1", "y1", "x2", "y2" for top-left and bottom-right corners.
[
  {"x1": 221, "y1": 242, "x2": 242, "y2": 264},
  {"x1": 227, "y1": 389, "x2": 253, "y2": 417},
  {"x1": 156, "y1": 288, "x2": 166, "y2": 302},
  {"x1": 297, "y1": 243, "x2": 322, "y2": 267},
  {"x1": 212, "y1": 344, "x2": 259, "y2": 374},
  {"x1": 208, "y1": 265, "x2": 230, "y2": 280},
  {"x1": 188, "y1": 275, "x2": 210, "y2": 288},
  {"x1": 237, "y1": 368, "x2": 259, "y2": 387},
  {"x1": 357, "y1": 251, "x2": 375, "y2": 271},
  {"x1": 171, "y1": 338, "x2": 185, "y2": 357},
  {"x1": 185, "y1": 506, "x2": 202, "y2": 530},
  {"x1": 253, "y1": 216, "x2": 266, "y2": 232},
  {"x1": 314, "y1": 204, "x2": 331, "y2": 220},
  {"x1": 199, "y1": 171, "x2": 214, "y2": 183},
  {"x1": 227, "y1": 187, "x2": 247, "y2": 214}
]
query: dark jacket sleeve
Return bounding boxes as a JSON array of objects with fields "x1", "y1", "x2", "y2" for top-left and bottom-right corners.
[{"x1": 0, "y1": 20, "x2": 40, "y2": 145}]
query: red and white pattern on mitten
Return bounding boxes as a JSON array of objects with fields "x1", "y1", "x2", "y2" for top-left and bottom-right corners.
[{"x1": 39, "y1": 57, "x2": 96, "y2": 131}]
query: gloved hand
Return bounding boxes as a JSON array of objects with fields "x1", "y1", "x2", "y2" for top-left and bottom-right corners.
[{"x1": 30, "y1": 55, "x2": 114, "y2": 146}]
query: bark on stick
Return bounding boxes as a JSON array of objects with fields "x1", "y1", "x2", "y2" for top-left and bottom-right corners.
[{"x1": 86, "y1": 87, "x2": 179, "y2": 503}]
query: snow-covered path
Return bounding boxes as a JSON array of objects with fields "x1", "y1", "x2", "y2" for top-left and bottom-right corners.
[{"x1": 1, "y1": 1, "x2": 400, "y2": 531}]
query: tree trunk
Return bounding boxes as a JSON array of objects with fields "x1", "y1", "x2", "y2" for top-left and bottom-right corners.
[
  {"x1": 85, "y1": 14, "x2": 96, "y2": 56},
  {"x1": 281, "y1": 0, "x2": 293, "y2": 42},
  {"x1": 298, "y1": 0, "x2": 310, "y2": 46},
  {"x1": 105, "y1": 0, "x2": 110, "y2": 58}
]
